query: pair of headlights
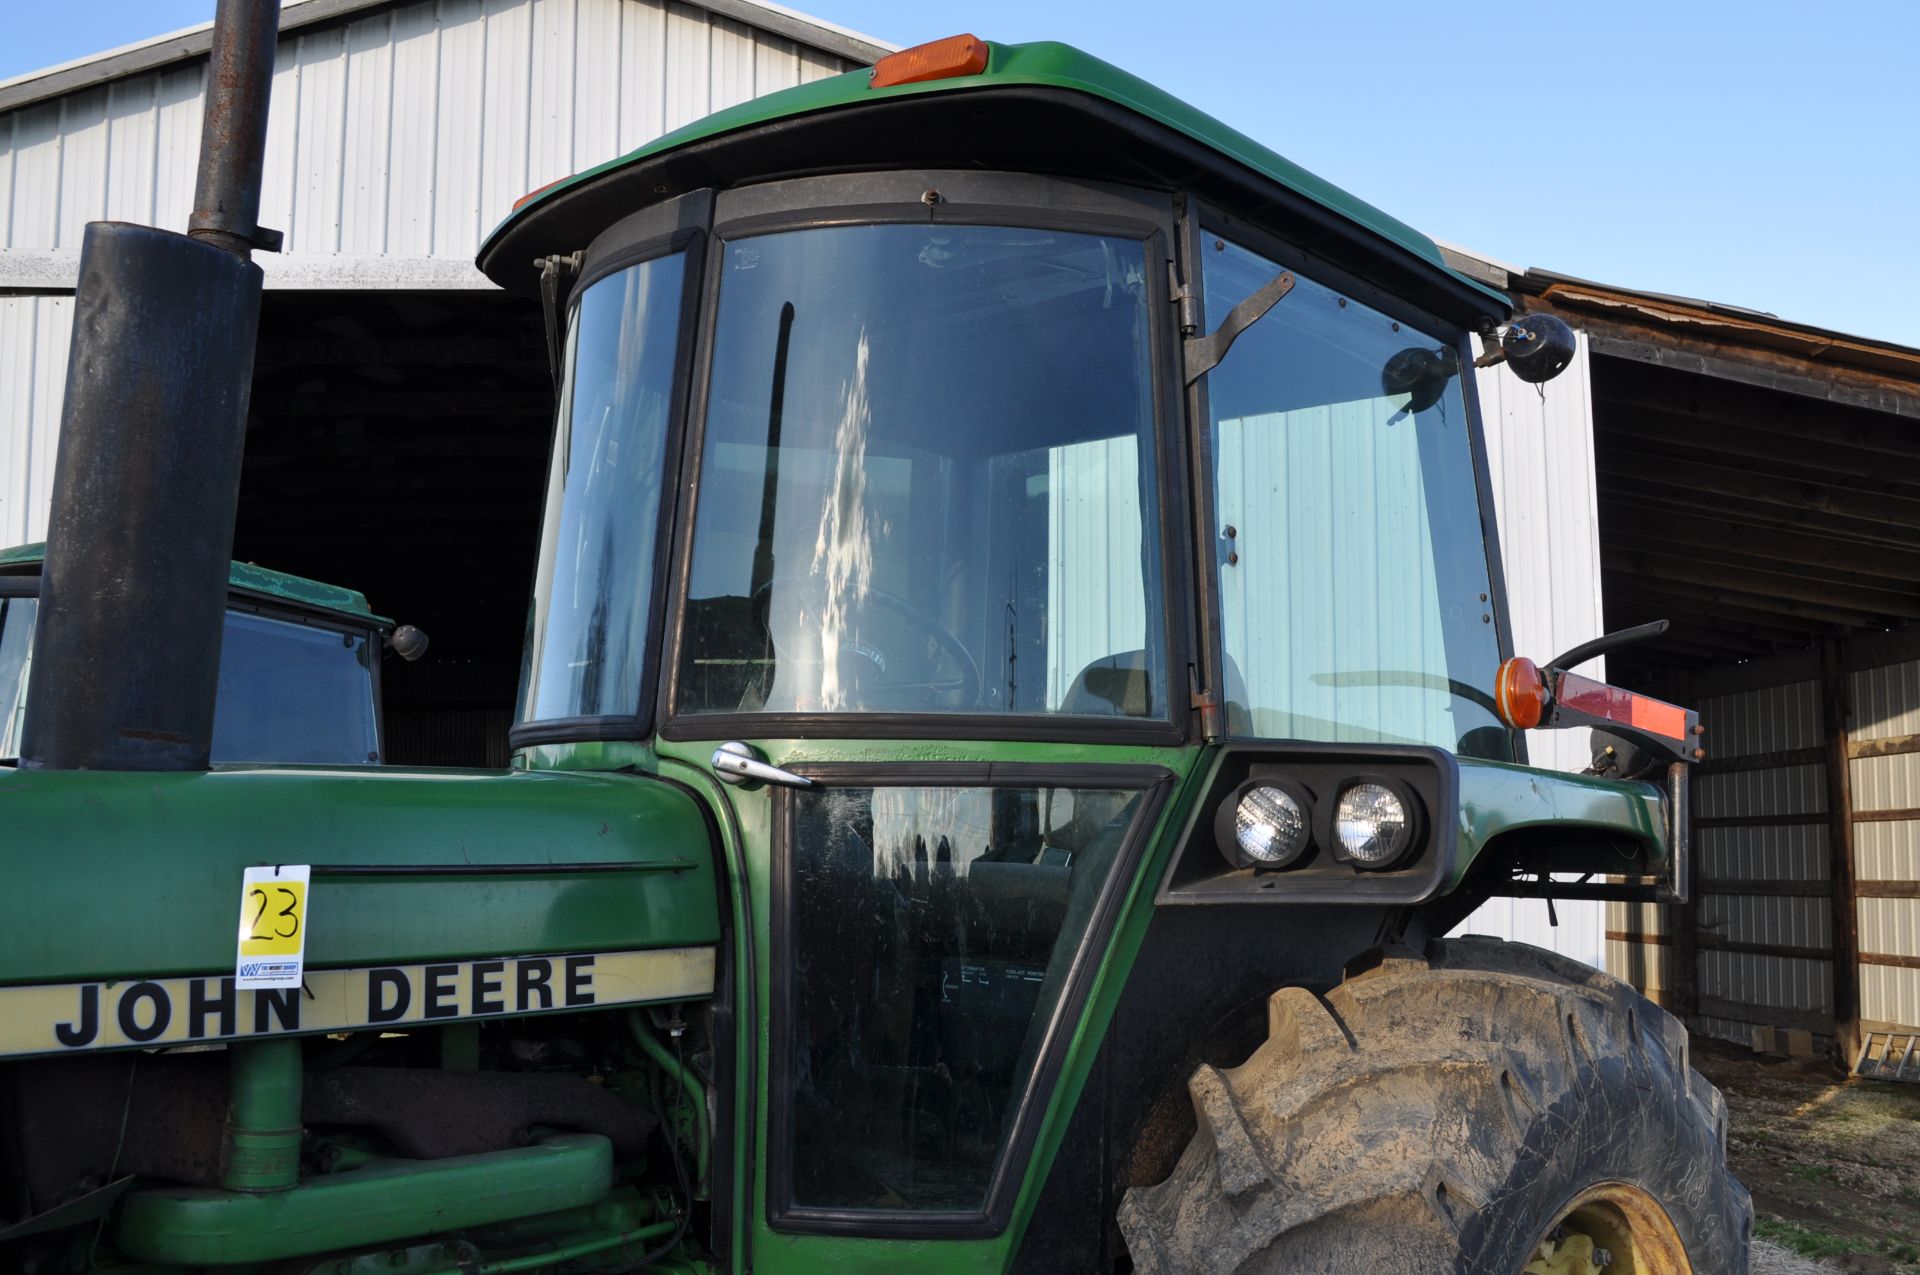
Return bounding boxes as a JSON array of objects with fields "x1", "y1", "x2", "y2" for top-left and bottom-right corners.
[{"x1": 1217, "y1": 776, "x2": 1423, "y2": 872}]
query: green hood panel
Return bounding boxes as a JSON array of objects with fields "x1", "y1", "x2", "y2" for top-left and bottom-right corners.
[{"x1": 0, "y1": 765, "x2": 718, "y2": 986}]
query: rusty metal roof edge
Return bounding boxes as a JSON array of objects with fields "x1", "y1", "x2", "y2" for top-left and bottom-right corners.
[
  {"x1": 1517, "y1": 266, "x2": 1920, "y2": 372},
  {"x1": 0, "y1": 0, "x2": 892, "y2": 116}
]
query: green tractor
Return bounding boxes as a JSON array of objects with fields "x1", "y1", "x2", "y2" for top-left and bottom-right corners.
[
  {"x1": 0, "y1": 7, "x2": 1749, "y2": 1273},
  {"x1": 1, "y1": 542, "x2": 423, "y2": 765}
]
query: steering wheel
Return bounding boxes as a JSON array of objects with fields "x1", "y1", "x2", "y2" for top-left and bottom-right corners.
[{"x1": 753, "y1": 574, "x2": 982, "y2": 711}]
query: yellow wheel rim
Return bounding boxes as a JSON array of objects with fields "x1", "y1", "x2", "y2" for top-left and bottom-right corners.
[{"x1": 1521, "y1": 1182, "x2": 1692, "y2": 1275}]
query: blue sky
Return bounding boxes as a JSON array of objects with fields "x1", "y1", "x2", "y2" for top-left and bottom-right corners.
[{"x1": 5, "y1": 0, "x2": 1917, "y2": 347}]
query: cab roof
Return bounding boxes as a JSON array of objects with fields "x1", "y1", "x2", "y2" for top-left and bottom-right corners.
[
  {"x1": 0, "y1": 542, "x2": 389, "y2": 626},
  {"x1": 477, "y1": 39, "x2": 1510, "y2": 322}
]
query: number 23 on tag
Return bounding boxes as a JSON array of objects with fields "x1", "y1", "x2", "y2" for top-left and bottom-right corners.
[{"x1": 236, "y1": 865, "x2": 311, "y2": 990}]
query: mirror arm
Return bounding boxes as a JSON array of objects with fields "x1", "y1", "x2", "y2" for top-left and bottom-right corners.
[{"x1": 1546, "y1": 618, "x2": 1670, "y2": 675}]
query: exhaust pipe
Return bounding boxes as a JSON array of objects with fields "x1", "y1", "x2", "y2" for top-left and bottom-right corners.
[{"x1": 20, "y1": 0, "x2": 281, "y2": 771}]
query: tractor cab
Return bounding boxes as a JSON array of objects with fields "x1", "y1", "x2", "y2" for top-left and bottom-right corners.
[
  {"x1": 0, "y1": 542, "x2": 405, "y2": 764},
  {"x1": 474, "y1": 34, "x2": 1709, "y2": 1262}
]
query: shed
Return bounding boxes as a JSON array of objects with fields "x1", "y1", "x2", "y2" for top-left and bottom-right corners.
[
  {"x1": 1444, "y1": 246, "x2": 1920, "y2": 1067},
  {"x1": 0, "y1": 0, "x2": 885, "y2": 763}
]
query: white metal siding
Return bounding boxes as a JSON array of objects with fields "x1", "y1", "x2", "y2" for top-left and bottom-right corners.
[
  {"x1": 1453, "y1": 334, "x2": 1608, "y2": 968},
  {"x1": 1851, "y1": 658, "x2": 1920, "y2": 1031},
  {"x1": 0, "y1": 0, "x2": 857, "y2": 552},
  {"x1": 0, "y1": 0, "x2": 854, "y2": 263},
  {"x1": 0, "y1": 295, "x2": 72, "y2": 549}
]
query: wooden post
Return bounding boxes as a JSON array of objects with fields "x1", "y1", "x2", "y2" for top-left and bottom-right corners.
[
  {"x1": 1669, "y1": 668, "x2": 1700, "y2": 1024},
  {"x1": 1821, "y1": 638, "x2": 1862, "y2": 1066}
]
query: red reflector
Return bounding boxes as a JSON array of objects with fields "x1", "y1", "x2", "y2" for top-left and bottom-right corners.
[
  {"x1": 513, "y1": 176, "x2": 568, "y2": 212},
  {"x1": 1494, "y1": 657, "x2": 1547, "y2": 730},
  {"x1": 1555, "y1": 672, "x2": 1688, "y2": 741},
  {"x1": 869, "y1": 33, "x2": 989, "y2": 89}
]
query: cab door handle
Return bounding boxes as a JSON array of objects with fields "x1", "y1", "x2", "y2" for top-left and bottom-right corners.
[{"x1": 711, "y1": 741, "x2": 814, "y2": 789}]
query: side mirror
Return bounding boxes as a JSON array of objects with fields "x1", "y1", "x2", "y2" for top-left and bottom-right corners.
[
  {"x1": 385, "y1": 624, "x2": 430, "y2": 662},
  {"x1": 1476, "y1": 313, "x2": 1577, "y2": 384}
]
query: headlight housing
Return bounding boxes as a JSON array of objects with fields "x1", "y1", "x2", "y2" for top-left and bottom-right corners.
[
  {"x1": 1328, "y1": 777, "x2": 1422, "y2": 870},
  {"x1": 1214, "y1": 779, "x2": 1313, "y2": 870}
]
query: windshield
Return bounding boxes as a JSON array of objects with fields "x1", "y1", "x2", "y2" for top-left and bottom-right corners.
[
  {"x1": 1202, "y1": 237, "x2": 1508, "y2": 757},
  {"x1": 519, "y1": 252, "x2": 687, "y2": 723},
  {"x1": 675, "y1": 223, "x2": 1166, "y2": 722},
  {"x1": 1, "y1": 593, "x2": 380, "y2": 763}
]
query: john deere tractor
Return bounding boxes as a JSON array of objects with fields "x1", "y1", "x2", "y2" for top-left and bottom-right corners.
[{"x1": 0, "y1": 6, "x2": 1748, "y2": 1273}]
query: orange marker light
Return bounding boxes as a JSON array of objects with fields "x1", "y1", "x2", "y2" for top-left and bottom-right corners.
[
  {"x1": 1494, "y1": 657, "x2": 1548, "y2": 730},
  {"x1": 869, "y1": 33, "x2": 989, "y2": 90},
  {"x1": 513, "y1": 176, "x2": 569, "y2": 212}
]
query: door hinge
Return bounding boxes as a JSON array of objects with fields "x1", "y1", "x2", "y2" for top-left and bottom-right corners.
[{"x1": 1169, "y1": 260, "x2": 1201, "y2": 337}]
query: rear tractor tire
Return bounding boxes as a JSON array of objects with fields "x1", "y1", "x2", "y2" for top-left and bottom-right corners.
[{"x1": 1118, "y1": 936, "x2": 1751, "y2": 1275}]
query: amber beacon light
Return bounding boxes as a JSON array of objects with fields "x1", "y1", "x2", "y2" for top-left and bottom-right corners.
[
  {"x1": 869, "y1": 34, "x2": 990, "y2": 89},
  {"x1": 1494, "y1": 656, "x2": 1548, "y2": 730}
]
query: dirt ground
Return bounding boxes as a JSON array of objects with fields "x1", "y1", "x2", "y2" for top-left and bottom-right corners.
[{"x1": 1691, "y1": 1038, "x2": 1920, "y2": 1273}]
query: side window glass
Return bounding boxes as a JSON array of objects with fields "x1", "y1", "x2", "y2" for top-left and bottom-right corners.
[
  {"x1": 780, "y1": 781, "x2": 1146, "y2": 1216},
  {"x1": 1201, "y1": 237, "x2": 1508, "y2": 758},
  {"x1": 0, "y1": 594, "x2": 37, "y2": 757}
]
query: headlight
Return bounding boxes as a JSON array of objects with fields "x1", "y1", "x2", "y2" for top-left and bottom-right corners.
[
  {"x1": 1330, "y1": 779, "x2": 1419, "y2": 869},
  {"x1": 1216, "y1": 780, "x2": 1313, "y2": 870}
]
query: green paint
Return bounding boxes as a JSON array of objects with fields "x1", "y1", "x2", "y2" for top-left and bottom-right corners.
[
  {"x1": 650, "y1": 737, "x2": 1203, "y2": 1275},
  {"x1": 114, "y1": 1134, "x2": 614, "y2": 1266},
  {"x1": 1455, "y1": 755, "x2": 1668, "y2": 877},
  {"x1": 0, "y1": 765, "x2": 719, "y2": 985},
  {"x1": 222, "y1": 1039, "x2": 304, "y2": 1192},
  {"x1": 0, "y1": 540, "x2": 386, "y2": 625},
  {"x1": 478, "y1": 40, "x2": 1506, "y2": 311},
  {"x1": 628, "y1": 1008, "x2": 709, "y2": 1194}
]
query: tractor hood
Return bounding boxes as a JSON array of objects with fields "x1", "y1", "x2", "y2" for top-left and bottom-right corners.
[{"x1": 0, "y1": 764, "x2": 719, "y2": 1056}]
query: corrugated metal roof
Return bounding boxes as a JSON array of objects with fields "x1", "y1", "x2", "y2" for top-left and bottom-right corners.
[
  {"x1": 0, "y1": 0, "x2": 890, "y2": 113},
  {"x1": 0, "y1": 0, "x2": 862, "y2": 263}
]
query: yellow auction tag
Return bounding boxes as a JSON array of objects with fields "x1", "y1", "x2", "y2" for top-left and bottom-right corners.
[{"x1": 236, "y1": 864, "x2": 311, "y2": 989}]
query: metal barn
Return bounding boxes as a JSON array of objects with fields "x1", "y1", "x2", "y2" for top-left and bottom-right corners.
[
  {"x1": 0, "y1": 0, "x2": 883, "y2": 763},
  {"x1": 14, "y1": 6, "x2": 1908, "y2": 1044},
  {"x1": 1442, "y1": 250, "x2": 1920, "y2": 1067}
]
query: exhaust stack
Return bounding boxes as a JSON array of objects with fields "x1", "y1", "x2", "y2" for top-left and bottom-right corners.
[{"x1": 20, "y1": 0, "x2": 281, "y2": 771}]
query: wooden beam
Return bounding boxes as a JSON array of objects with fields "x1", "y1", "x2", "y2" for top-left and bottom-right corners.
[
  {"x1": 1622, "y1": 927, "x2": 1834, "y2": 962},
  {"x1": 1858, "y1": 880, "x2": 1920, "y2": 900},
  {"x1": 1599, "y1": 365, "x2": 1920, "y2": 462},
  {"x1": 1605, "y1": 514, "x2": 1920, "y2": 587},
  {"x1": 1600, "y1": 475, "x2": 1920, "y2": 554},
  {"x1": 1823, "y1": 638, "x2": 1863, "y2": 1065},
  {"x1": 1607, "y1": 546, "x2": 1920, "y2": 621},
  {"x1": 1854, "y1": 808, "x2": 1920, "y2": 824},
  {"x1": 1554, "y1": 304, "x2": 1920, "y2": 420},
  {"x1": 1607, "y1": 546, "x2": 1920, "y2": 619},
  {"x1": 1851, "y1": 734, "x2": 1920, "y2": 761},
  {"x1": 1603, "y1": 570, "x2": 1881, "y2": 630},
  {"x1": 1604, "y1": 408, "x2": 1912, "y2": 485},
  {"x1": 1698, "y1": 877, "x2": 1832, "y2": 898},
  {"x1": 1596, "y1": 447, "x2": 1920, "y2": 537},
  {"x1": 1861, "y1": 952, "x2": 1920, "y2": 971},
  {"x1": 1694, "y1": 813, "x2": 1826, "y2": 829},
  {"x1": 1695, "y1": 994, "x2": 1834, "y2": 1034},
  {"x1": 1695, "y1": 746, "x2": 1826, "y2": 776}
]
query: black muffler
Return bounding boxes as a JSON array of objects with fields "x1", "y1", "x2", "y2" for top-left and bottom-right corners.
[{"x1": 20, "y1": 0, "x2": 281, "y2": 771}]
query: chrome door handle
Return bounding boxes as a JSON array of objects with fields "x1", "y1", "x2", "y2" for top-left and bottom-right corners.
[{"x1": 711, "y1": 741, "x2": 813, "y2": 789}]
